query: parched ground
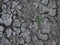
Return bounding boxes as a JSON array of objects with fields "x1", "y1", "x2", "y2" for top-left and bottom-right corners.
[{"x1": 0, "y1": 0, "x2": 60, "y2": 45}]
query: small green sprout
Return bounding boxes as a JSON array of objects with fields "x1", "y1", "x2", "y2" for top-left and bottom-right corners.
[{"x1": 36, "y1": 16, "x2": 44, "y2": 30}]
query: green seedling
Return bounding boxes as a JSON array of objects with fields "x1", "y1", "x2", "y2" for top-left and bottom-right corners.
[{"x1": 36, "y1": 16, "x2": 44, "y2": 30}]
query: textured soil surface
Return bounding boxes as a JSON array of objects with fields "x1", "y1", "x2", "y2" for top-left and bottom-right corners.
[{"x1": 0, "y1": 0, "x2": 60, "y2": 45}]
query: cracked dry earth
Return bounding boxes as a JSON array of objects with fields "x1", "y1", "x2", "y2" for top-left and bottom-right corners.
[{"x1": 0, "y1": 0, "x2": 60, "y2": 45}]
